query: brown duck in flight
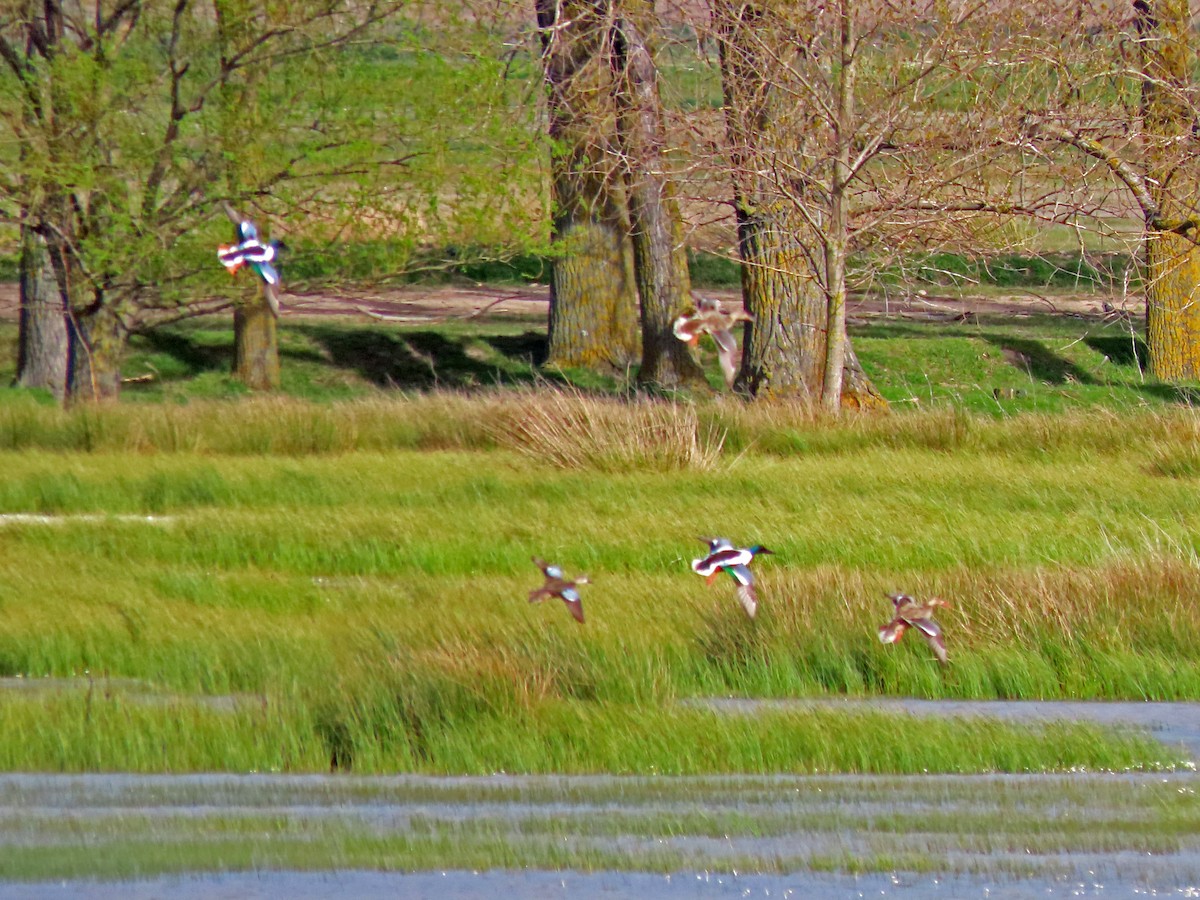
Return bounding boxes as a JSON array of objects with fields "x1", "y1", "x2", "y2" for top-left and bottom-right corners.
[
  {"x1": 529, "y1": 557, "x2": 589, "y2": 624},
  {"x1": 878, "y1": 592, "x2": 949, "y2": 664},
  {"x1": 672, "y1": 295, "x2": 753, "y2": 388}
]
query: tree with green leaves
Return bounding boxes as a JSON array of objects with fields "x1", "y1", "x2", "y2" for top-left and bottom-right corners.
[{"x1": 0, "y1": 0, "x2": 402, "y2": 401}]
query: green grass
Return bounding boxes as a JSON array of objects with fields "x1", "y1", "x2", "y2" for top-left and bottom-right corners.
[
  {"x1": 0, "y1": 297, "x2": 1192, "y2": 774},
  {"x1": 0, "y1": 395, "x2": 1193, "y2": 773},
  {"x1": 0, "y1": 299, "x2": 1179, "y2": 412}
]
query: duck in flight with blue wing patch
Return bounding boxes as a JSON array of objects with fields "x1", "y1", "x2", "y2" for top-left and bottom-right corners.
[{"x1": 529, "y1": 557, "x2": 590, "y2": 624}]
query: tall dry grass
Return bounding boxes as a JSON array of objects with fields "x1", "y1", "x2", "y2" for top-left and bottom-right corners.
[
  {"x1": 1, "y1": 391, "x2": 1194, "y2": 468},
  {"x1": 483, "y1": 384, "x2": 727, "y2": 471}
]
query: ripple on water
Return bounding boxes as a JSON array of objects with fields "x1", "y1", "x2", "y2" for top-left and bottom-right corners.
[{"x1": 0, "y1": 870, "x2": 1190, "y2": 900}]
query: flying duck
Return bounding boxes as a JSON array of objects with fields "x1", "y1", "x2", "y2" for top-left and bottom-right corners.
[
  {"x1": 529, "y1": 557, "x2": 589, "y2": 624},
  {"x1": 218, "y1": 204, "x2": 282, "y2": 316},
  {"x1": 672, "y1": 295, "x2": 753, "y2": 388},
  {"x1": 691, "y1": 537, "x2": 773, "y2": 618},
  {"x1": 878, "y1": 592, "x2": 950, "y2": 664}
]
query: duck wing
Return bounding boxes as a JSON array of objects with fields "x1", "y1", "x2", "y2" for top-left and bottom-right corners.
[
  {"x1": 906, "y1": 614, "x2": 943, "y2": 641},
  {"x1": 238, "y1": 219, "x2": 259, "y2": 242},
  {"x1": 921, "y1": 628, "x2": 948, "y2": 664},
  {"x1": 713, "y1": 335, "x2": 739, "y2": 387},
  {"x1": 532, "y1": 557, "x2": 564, "y2": 579},
  {"x1": 726, "y1": 563, "x2": 754, "y2": 587},
  {"x1": 700, "y1": 537, "x2": 734, "y2": 552},
  {"x1": 735, "y1": 581, "x2": 758, "y2": 619},
  {"x1": 262, "y1": 280, "x2": 281, "y2": 317},
  {"x1": 710, "y1": 328, "x2": 738, "y2": 356},
  {"x1": 878, "y1": 617, "x2": 909, "y2": 644},
  {"x1": 559, "y1": 588, "x2": 585, "y2": 624}
]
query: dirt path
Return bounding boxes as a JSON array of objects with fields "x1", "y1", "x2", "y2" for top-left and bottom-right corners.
[
  {"x1": 277, "y1": 283, "x2": 1130, "y2": 324},
  {"x1": 0, "y1": 281, "x2": 1133, "y2": 325}
]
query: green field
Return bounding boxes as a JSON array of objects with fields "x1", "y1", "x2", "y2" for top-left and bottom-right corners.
[{"x1": 0, "y1": 301, "x2": 1194, "y2": 776}]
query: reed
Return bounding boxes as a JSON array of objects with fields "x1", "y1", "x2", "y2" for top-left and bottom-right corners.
[{"x1": 0, "y1": 402, "x2": 1194, "y2": 773}]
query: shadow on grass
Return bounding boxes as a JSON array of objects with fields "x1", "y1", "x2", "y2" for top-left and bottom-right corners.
[
  {"x1": 133, "y1": 330, "x2": 232, "y2": 375},
  {"x1": 296, "y1": 325, "x2": 553, "y2": 390},
  {"x1": 981, "y1": 335, "x2": 1092, "y2": 384},
  {"x1": 1085, "y1": 334, "x2": 1148, "y2": 370},
  {"x1": 485, "y1": 331, "x2": 549, "y2": 367},
  {"x1": 131, "y1": 322, "x2": 586, "y2": 393}
]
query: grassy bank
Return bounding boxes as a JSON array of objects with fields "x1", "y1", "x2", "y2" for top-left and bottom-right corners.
[
  {"x1": 0, "y1": 295, "x2": 1185, "y2": 410},
  {"x1": 0, "y1": 390, "x2": 1194, "y2": 773}
]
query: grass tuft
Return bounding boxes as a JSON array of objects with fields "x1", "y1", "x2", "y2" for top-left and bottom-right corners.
[{"x1": 484, "y1": 384, "x2": 726, "y2": 471}]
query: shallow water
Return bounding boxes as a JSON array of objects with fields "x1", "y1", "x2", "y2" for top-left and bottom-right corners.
[
  {"x1": 0, "y1": 868, "x2": 1178, "y2": 899},
  {"x1": 0, "y1": 770, "x2": 1197, "y2": 898},
  {"x1": 3, "y1": 701, "x2": 1199, "y2": 897}
]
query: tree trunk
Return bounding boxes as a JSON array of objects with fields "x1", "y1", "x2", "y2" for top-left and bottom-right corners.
[
  {"x1": 537, "y1": 0, "x2": 640, "y2": 372},
  {"x1": 715, "y1": 0, "x2": 885, "y2": 408},
  {"x1": 611, "y1": 3, "x2": 707, "y2": 390},
  {"x1": 734, "y1": 207, "x2": 827, "y2": 399},
  {"x1": 16, "y1": 225, "x2": 69, "y2": 398},
  {"x1": 1137, "y1": 0, "x2": 1200, "y2": 381},
  {"x1": 66, "y1": 302, "x2": 125, "y2": 403},
  {"x1": 1146, "y1": 232, "x2": 1200, "y2": 380},
  {"x1": 820, "y1": 0, "x2": 854, "y2": 411},
  {"x1": 233, "y1": 292, "x2": 281, "y2": 390}
]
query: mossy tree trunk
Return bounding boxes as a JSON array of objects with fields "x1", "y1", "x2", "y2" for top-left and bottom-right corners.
[
  {"x1": 735, "y1": 208, "x2": 827, "y2": 399},
  {"x1": 16, "y1": 224, "x2": 68, "y2": 398},
  {"x1": 32, "y1": 196, "x2": 125, "y2": 404},
  {"x1": 66, "y1": 300, "x2": 126, "y2": 403},
  {"x1": 233, "y1": 292, "x2": 281, "y2": 391},
  {"x1": 715, "y1": 1, "x2": 884, "y2": 409},
  {"x1": 537, "y1": 0, "x2": 640, "y2": 372},
  {"x1": 611, "y1": 2, "x2": 706, "y2": 390},
  {"x1": 1137, "y1": 0, "x2": 1200, "y2": 381},
  {"x1": 12, "y1": 3, "x2": 70, "y2": 401}
]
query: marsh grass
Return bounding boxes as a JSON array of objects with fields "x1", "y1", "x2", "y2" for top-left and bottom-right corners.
[
  {"x1": 0, "y1": 381, "x2": 1192, "y2": 463},
  {"x1": 0, "y1": 385, "x2": 1195, "y2": 773},
  {"x1": 483, "y1": 383, "x2": 727, "y2": 471},
  {"x1": 0, "y1": 403, "x2": 1194, "y2": 774}
]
